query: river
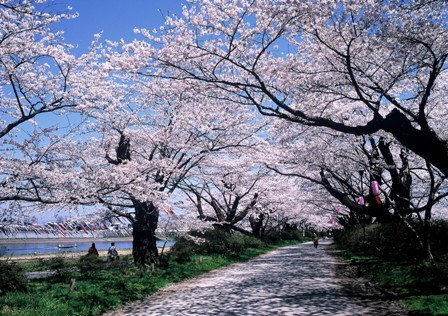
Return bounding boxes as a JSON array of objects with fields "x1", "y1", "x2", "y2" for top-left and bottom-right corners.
[{"x1": 0, "y1": 239, "x2": 175, "y2": 256}]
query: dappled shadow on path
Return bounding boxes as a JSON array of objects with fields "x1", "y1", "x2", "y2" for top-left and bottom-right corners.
[{"x1": 103, "y1": 240, "x2": 408, "y2": 315}]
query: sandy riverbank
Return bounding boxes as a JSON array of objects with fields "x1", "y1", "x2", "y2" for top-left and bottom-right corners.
[
  {"x1": 0, "y1": 249, "x2": 133, "y2": 261},
  {"x1": 1, "y1": 247, "x2": 171, "y2": 262}
]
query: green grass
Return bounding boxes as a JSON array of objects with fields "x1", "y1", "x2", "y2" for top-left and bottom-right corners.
[
  {"x1": 402, "y1": 294, "x2": 448, "y2": 315},
  {"x1": 334, "y1": 248, "x2": 448, "y2": 315},
  {"x1": 0, "y1": 242, "x2": 297, "y2": 316},
  {"x1": 11, "y1": 256, "x2": 80, "y2": 273}
]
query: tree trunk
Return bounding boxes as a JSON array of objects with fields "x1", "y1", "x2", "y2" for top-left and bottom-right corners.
[
  {"x1": 422, "y1": 209, "x2": 434, "y2": 261},
  {"x1": 377, "y1": 139, "x2": 412, "y2": 217},
  {"x1": 212, "y1": 222, "x2": 232, "y2": 234},
  {"x1": 249, "y1": 213, "x2": 265, "y2": 238},
  {"x1": 383, "y1": 109, "x2": 448, "y2": 177},
  {"x1": 131, "y1": 199, "x2": 159, "y2": 265}
]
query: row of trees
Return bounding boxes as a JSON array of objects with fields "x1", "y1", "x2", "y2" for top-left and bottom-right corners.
[{"x1": 1, "y1": 0, "x2": 447, "y2": 263}]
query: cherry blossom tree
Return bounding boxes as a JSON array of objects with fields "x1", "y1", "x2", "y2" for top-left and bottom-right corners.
[
  {"x1": 60, "y1": 58, "x2": 270, "y2": 263},
  {"x1": 0, "y1": 1, "x2": 274, "y2": 264},
  {"x1": 180, "y1": 153, "x2": 265, "y2": 236},
  {"x1": 179, "y1": 143, "x2": 328, "y2": 238},
  {"x1": 266, "y1": 117, "x2": 448, "y2": 259},
  {"x1": 0, "y1": 0, "x2": 78, "y2": 137},
  {"x1": 125, "y1": 0, "x2": 448, "y2": 177},
  {"x1": 0, "y1": 0, "x2": 92, "y2": 216},
  {"x1": 4, "y1": 0, "x2": 447, "y2": 264}
]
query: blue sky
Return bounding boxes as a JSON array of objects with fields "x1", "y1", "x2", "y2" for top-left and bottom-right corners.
[
  {"x1": 17, "y1": 1, "x2": 186, "y2": 224},
  {"x1": 53, "y1": 0, "x2": 185, "y2": 55}
]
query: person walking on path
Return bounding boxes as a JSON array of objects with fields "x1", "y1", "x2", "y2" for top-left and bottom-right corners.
[
  {"x1": 103, "y1": 240, "x2": 407, "y2": 316},
  {"x1": 312, "y1": 232, "x2": 319, "y2": 248}
]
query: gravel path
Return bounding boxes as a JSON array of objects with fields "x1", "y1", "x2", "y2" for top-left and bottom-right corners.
[{"x1": 103, "y1": 240, "x2": 408, "y2": 316}]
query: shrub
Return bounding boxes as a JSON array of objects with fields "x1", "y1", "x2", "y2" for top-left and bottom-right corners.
[
  {"x1": 157, "y1": 253, "x2": 170, "y2": 268},
  {"x1": 224, "y1": 233, "x2": 265, "y2": 256},
  {"x1": 367, "y1": 222, "x2": 420, "y2": 261},
  {"x1": 46, "y1": 257, "x2": 72, "y2": 282},
  {"x1": 280, "y1": 229, "x2": 306, "y2": 242},
  {"x1": 334, "y1": 219, "x2": 448, "y2": 262},
  {"x1": 199, "y1": 229, "x2": 265, "y2": 256},
  {"x1": 170, "y1": 229, "x2": 267, "y2": 259},
  {"x1": 412, "y1": 261, "x2": 448, "y2": 293},
  {"x1": 0, "y1": 260, "x2": 28, "y2": 295},
  {"x1": 77, "y1": 256, "x2": 104, "y2": 278},
  {"x1": 199, "y1": 229, "x2": 231, "y2": 254},
  {"x1": 261, "y1": 229, "x2": 282, "y2": 244},
  {"x1": 333, "y1": 225, "x2": 367, "y2": 251},
  {"x1": 261, "y1": 226, "x2": 305, "y2": 244},
  {"x1": 169, "y1": 237, "x2": 199, "y2": 263},
  {"x1": 430, "y1": 220, "x2": 448, "y2": 261},
  {"x1": 334, "y1": 221, "x2": 421, "y2": 261}
]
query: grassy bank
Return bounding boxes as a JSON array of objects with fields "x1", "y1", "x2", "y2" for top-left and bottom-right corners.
[
  {"x1": 332, "y1": 221, "x2": 448, "y2": 315},
  {"x1": 334, "y1": 248, "x2": 448, "y2": 315},
  {"x1": 0, "y1": 240, "x2": 298, "y2": 316}
]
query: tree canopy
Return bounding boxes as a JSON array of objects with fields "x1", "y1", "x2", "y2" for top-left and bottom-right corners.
[{"x1": 1, "y1": 0, "x2": 447, "y2": 262}]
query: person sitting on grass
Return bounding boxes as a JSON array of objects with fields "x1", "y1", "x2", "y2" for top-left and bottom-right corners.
[
  {"x1": 107, "y1": 242, "x2": 119, "y2": 262},
  {"x1": 86, "y1": 242, "x2": 99, "y2": 257}
]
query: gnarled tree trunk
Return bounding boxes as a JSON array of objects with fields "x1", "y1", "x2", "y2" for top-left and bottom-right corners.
[
  {"x1": 422, "y1": 209, "x2": 434, "y2": 261},
  {"x1": 249, "y1": 213, "x2": 265, "y2": 238},
  {"x1": 131, "y1": 199, "x2": 159, "y2": 265}
]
